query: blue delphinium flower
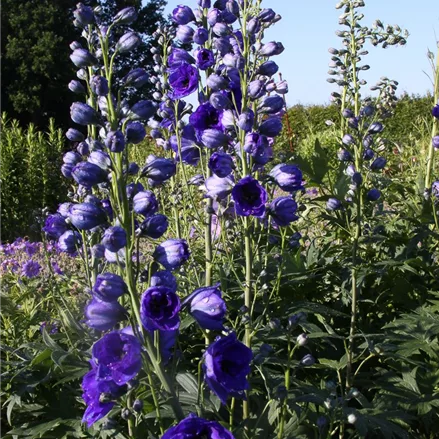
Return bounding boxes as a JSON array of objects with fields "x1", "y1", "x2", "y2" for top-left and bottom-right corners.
[
  {"x1": 92, "y1": 273, "x2": 128, "y2": 302},
  {"x1": 232, "y1": 176, "x2": 267, "y2": 217},
  {"x1": 326, "y1": 198, "x2": 343, "y2": 211},
  {"x1": 68, "y1": 203, "x2": 107, "y2": 230},
  {"x1": 203, "y1": 332, "x2": 252, "y2": 404},
  {"x1": 133, "y1": 190, "x2": 159, "y2": 216},
  {"x1": 58, "y1": 230, "x2": 82, "y2": 254},
  {"x1": 85, "y1": 298, "x2": 127, "y2": 331},
  {"x1": 153, "y1": 239, "x2": 190, "y2": 270},
  {"x1": 70, "y1": 102, "x2": 101, "y2": 125},
  {"x1": 366, "y1": 188, "x2": 381, "y2": 201},
  {"x1": 81, "y1": 331, "x2": 142, "y2": 426},
  {"x1": 161, "y1": 414, "x2": 235, "y2": 439},
  {"x1": 169, "y1": 63, "x2": 199, "y2": 99},
  {"x1": 102, "y1": 226, "x2": 127, "y2": 253},
  {"x1": 137, "y1": 214, "x2": 169, "y2": 239},
  {"x1": 43, "y1": 214, "x2": 68, "y2": 240},
  {"x1": 140, "y1": 286, "x2": 181, "y2": 331},
  {"x1": 270, "y1": 164, "x2": 303, "y2": 192},
  {"x1": 141, "y1": 155, "x2": 176, "y2": 182},
  {"x1": 269, "y1": 197, "x2": 299, "y2": 226},
  {"x1": 91, "y1": 331, "x2": 142, "y2": 385},
  {"x1": 209, "y1": 152, "x2": 234, "y2": 177},
  {"x1": 150, "y1": 270, "x2": 178, "y2": 293},
  {"x1": 183, "y1": 285, "x2": 226, "y2": 330}
]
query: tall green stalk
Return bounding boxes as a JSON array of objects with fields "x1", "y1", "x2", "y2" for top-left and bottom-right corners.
[{"x1": 425, "y1": 47, "x2": 439, "y2": 191}]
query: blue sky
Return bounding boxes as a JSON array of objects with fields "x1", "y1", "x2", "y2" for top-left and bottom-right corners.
[{"x1": 161, "y1": 0, "x2": 439, "y2": 105}]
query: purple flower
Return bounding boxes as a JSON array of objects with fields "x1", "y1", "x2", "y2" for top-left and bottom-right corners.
[
  {"x1": 203, "y1": 332, "x2": 252, "y2": 404},
  {"x1": 116, "y1": 31, "x2": 141, "y2": 53},
  {"x1": 81, "y1": 366, "x2": 122, "y2": 427},
  {"x1": 248, "y1": 79, "x2": 266, "y2": 99},
  {"x1": 88, "y1": 150, "x2": 111, "y2": 170},
  {"x1": 133, "y1": 190, "x2": 158, "y2": 216},
  {"x1": 260, "y1": 41, "x2": 284, "y2": 56},
  {"x1": 73, "y1": 3, "x2": 94, "y2": 26},
  {"x1": 366, "y1": 188, "x2": 381, "y2": 201},
  {"x1": 168, "y1": 48, "x2": 195, "y2": 67},
  {"x1": 126, "y1": 122, "x2": 146, "y2": 144},
  {"x1": 140, "y1": 286, "x2": 180, "y2": 331},
  {"x1": 68, "y1": 80, "x2": 86, "y2": 94},
  {"x1": 129, "y1": 100, "x2": 156, "y2": 120},
  {"x1": 189, "y1": 103, "x2": 223, "y2": 132},
  {"x1": 43, "y1": 214, "x2": 68, "y2": 240},
  {"x1": 363, "y1": 148, "x2": 375, "y2": 161},
  {"x1": 122, "y1": 68, "x2": 149, "y2": 88},
  {"x1": 85, "y1": 298, "x2": 127, "y2": 331},
  {"x1": 237, "y1": 110, "x2": 254, "y2": 132},
  {"x1": 206, "y1": 73, "x2": 229, "y2": 91},
  {"x1": 201, "y1": 129, "x2": 230, "y2": 148},
  {"x1": 63, "y1": 151, "x2": 82, "y2": 166},
  {"x1": 176, "y1": 25, "x2": 195, "y2": 43},
  {"x1": 70, "y1": 48, "x2": 97, "y2": 67},
  {"x1": 161, "y1": 414, "x2": 234, "y2": 439},
  {"x1": 169, "y1": 63, "x2": 199, "y2": 99},
  {"x1": 66, "y1": 128, "x2": 85, "y2": 142},
  {"x1": 137, "y1": 214, "x2": 169, "y2": 239},
  {"x1": 269, "y1": 197, "x2": 298, "y2": 226},
  {"x1": 259, "y1": 117, "x2": 282, "y2": 137},
  {"x1": 141, "y1": 155, "x2": 176, "y2": 182},
  {"x1": 370, "y1": 157, "x2": 386, "y2": 171},
  {"x1": 58, "y1": 230, "x2": 82, "y2": 254},
  {"x1": 68, "y1": 203, "x2": 107, "y2": 230},
  {"x1": 232, "y1": 176, "x2": 267, "y2": 217},
  {"x1": 153, "y1": 239, "x2": 190, "y2": 271},
  {"x1": 432, "y1": 136, "x2": 439, "y2": 150},
  {"x1": 105, "y1": 130, "x2": 125, "y2": 152},
  {"x1": 102, "y1": 226, "x2": 127, "y2": 253},
  {"x1": 51, "y1": 260, "x2": 63, "y2": 275},
  {"x1": 92, "y1": 331, "x2": 142, "y2": 386},
  {"x1": 258, "y1": 8, "x2": 276, "y2": 22},
  {"x1": 210, "y1": 92, "x2": 232, "y2": 110},
  {"x1": 172, "y1": 5, "x2": 195, "y2": 24},
  {"x1": 183, "y1": 285, "x2": 226, "y2": 330},
  {"x1": 150, "y1": 270, "x2": 178, "y2": 293},
  {"x1": 90, "y1": 75, "x2": 109, "y2": 96},
  {"x1": 194, "y1": 27, "x2": 209, "y2": 44},
  {"x1": 126, "y1": 182, "x2": 145, "y2": 199},
  {"x1": 368, "y1": 121, "x2": 384, "y2": 133},
  {"x1": 257, "y1": 96, "x2": 284, "y2": 114},
  {"x1": 21, "y1": 260, "x2": 41, "y2": 278},
  {"x1": 195, "y1": 48, "x2": 215, "y2": 70},
  {"x1": 300, "y1": 354, "x2": 315, "y2": 367},
  {"x1": 326, "y1": 198, "x2": 342, "y2": 211},
  {"x1": 113, "y1": 7, "x2": 138, "y2": 25},
  {"x1": 432, "y1": 105, "x2": 439, "y2": 119},
  {"x1": 72, "y1": 162, "x2": 107, "y2": 188},
  {"x1": 431, "y1": 181, "x2": 439, "y2": 198},
  {"x1": 258, "y1": 60, "x2": 279, "y2": 76},
  {"x1": 70, "y1": 102, "x2": 101, "y2": 126},
  {"x1": 93, "y1": 273, "x2": 128, "y2": 302},
  {"x1": 209, "y1": 152, "x2": 234, "y2": 177},
  {"x1": 270, "y1": 163, "x2": 303, "y2": 192},
  {"x1": 205, "y1": 174, "x2": 234, "y2": 200}
]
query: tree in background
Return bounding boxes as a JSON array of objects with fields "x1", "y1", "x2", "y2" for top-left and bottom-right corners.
[{"x1": 1, "y1": 0, "x2": 166, "y2": 129}]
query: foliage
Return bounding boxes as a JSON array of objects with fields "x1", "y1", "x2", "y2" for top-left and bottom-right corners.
[{"x1": 0, "y1": 115, "x2": 68, "y2": 242}]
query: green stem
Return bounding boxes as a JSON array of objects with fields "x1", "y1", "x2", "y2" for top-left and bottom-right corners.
[
  {"x1": 278, "y1": 342, "x2": 297, "y2": 438},
  {"x1": 425, "y1": 47, "x2": 439, "y2": 191}
]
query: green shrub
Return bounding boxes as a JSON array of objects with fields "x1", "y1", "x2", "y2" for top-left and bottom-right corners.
[{"x1": 1, "y1": 114, "x2": 68, "y2": 241}]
